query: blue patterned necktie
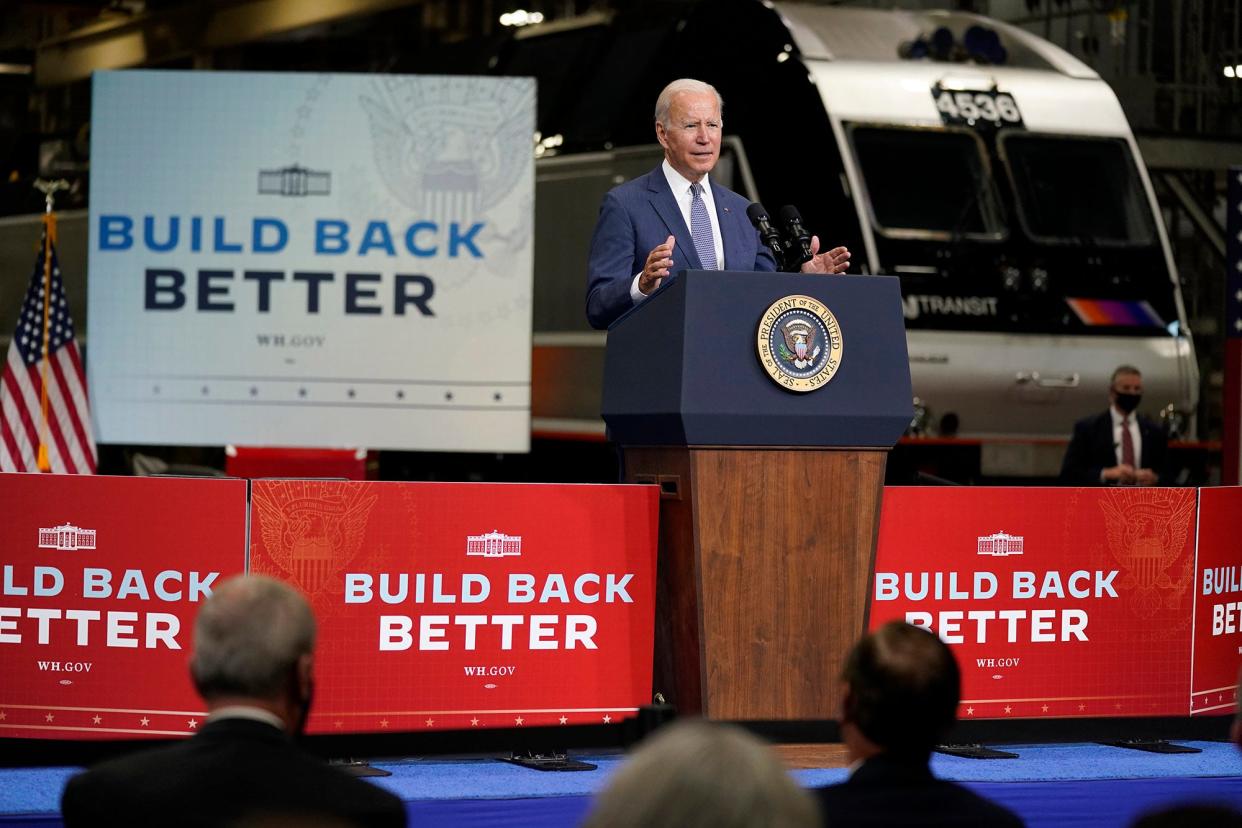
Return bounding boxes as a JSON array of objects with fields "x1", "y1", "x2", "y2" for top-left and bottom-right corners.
[{"x1": 689, "y1": 182, "x2": 718, "y2": 270}]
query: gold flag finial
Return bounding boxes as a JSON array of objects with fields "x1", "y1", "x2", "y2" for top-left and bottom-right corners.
[{"x1": 33, "y1": 178, "x2": 69, "y2": 214}]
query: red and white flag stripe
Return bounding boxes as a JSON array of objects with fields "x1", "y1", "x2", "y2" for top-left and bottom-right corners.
[{"x1": 1, "y1": 339, "x2": 97, "y2": 474}]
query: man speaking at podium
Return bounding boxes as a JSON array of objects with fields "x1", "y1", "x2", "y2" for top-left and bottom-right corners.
[{"x1": 585, "y1": 78, "x2": 851, "y2": 329}]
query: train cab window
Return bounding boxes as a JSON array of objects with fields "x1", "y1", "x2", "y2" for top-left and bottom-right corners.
[
  {"x1": 999, "y1": 134, "x2": 1155, "y2": 247},
  {"x1": 848, "y1": 126, "x2": 1006, "y2": 240}
]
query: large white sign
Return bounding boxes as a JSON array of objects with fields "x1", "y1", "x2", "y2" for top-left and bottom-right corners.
[{"x1": 88, "y1": 71, "x2": 534, "y2": 452}]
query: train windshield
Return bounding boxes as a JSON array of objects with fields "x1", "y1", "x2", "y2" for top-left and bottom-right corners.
[
  {"x1": 849, "y1": 126, "x2": 1006, "y2": 240},
  {"x1": 999, "y1": 133, "x2": 1156, "y2": 247}
]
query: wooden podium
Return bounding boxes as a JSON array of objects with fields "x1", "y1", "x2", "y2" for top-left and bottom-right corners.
[{"x1": 601, "y1": 271, "x2": 911, "y2": 720}]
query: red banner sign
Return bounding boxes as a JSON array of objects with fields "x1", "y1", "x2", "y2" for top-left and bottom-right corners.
[
  {"x1": 1191, "y1": 486, "x2": 1241, "y2": 716},
  {"x1": 871, "y1": 487, "x2": 1198, "y2": 719},
  {"x1": 4, "y1": 473, "x2": 1227, "y2": 740},
  {"x1": 247, "y1": 480, "x2": 658, "y2": 733},
  {"x1": 0, "y1": 473, "x2": 248, "y2": 740}
]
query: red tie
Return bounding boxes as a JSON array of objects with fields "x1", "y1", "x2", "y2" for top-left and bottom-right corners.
[{"x1": 1121, "y1": 417, "x2": 1135, "y2": 467}]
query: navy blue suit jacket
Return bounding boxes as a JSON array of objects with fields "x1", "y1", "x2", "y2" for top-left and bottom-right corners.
[
  {"x1": 815, "y1": 754, "x2": 1025, "y2": 827},
  {"x1": 61, "y1": 718, "x2": 406, "y2": 827},
  {"x1": 585, "y1": 165, "x2": 777, "y2": 329},
  {"x1": 1059, "y1": 409, "x2": 1169, "y2": 485}
]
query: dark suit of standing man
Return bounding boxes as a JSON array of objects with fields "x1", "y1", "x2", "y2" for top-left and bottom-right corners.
[
  {"x1": 585, "y1": 78, "x2": 851, "y2": 330},
  {"x1": 1060, "y1": 365, "x2": 1168, "y2": 485},
  {"x1": 815, "y1": 622, "x2": 1024, "y2": 828},
  {"x1": 61, "y1": 575, "x2": 406, "y2": 828}
]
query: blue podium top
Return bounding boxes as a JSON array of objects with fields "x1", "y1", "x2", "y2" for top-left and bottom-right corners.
[{"x1": 601, "y1": 270, "x2": 912, "y2": 448}]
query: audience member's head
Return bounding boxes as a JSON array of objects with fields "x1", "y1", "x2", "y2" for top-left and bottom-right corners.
[
  {"x1": 189, "y1": 574, "x2": 316, "y2": 734},
  {"x1": 1109, "y1": 364, "x2": 1144, "y2": 414},
  {"x1": 583, "y1": 719, "x2": 818, "y2": 828},
  {"x1": 840, "y1": 621, "x2": 960, "y2": 762}
]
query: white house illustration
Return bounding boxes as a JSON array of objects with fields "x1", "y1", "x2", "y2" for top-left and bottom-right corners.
[
  {"x1": 977, "y1": 531, "x2": 1024, "y2": 556},
  {"x1": 38, "y1": 523, "x2": 97, "y2": 551},
  {"x1": 466, "y1": 530, "x2": 522, "y2": 558}
]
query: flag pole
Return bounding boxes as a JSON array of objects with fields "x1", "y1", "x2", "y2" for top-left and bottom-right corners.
[{"x1": 32, "y1": 179, "x2": 69, "y2": 473}]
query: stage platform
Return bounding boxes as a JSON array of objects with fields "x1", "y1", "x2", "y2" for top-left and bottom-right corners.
[{"x1": 3, "y1": 740, "x2": 1240, "y2": 827}]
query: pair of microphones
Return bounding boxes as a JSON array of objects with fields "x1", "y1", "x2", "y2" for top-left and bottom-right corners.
[{"x1": 745, "y1": 203, "x2": 814, "y2": 272}]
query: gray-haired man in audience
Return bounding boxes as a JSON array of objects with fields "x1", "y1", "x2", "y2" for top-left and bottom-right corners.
[
  {"x1": 62, "y1": 574, "x2": 406, "y2": 828},
  {"x1": 584, "y1": 719, "x2": 818, "y2": 828}
]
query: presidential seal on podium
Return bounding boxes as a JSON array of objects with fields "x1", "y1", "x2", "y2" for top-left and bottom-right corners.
[{"x1": 756, "y1": 294, "x2": 844, "y2": 392}]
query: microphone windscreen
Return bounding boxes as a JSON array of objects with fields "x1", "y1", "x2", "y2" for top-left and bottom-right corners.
[
  {"x1": 777, "y1": 204, "x2": 803, "y2": 226},
  {"x1": 746, "y1": 202, "x2": 771, "y2": 227}
]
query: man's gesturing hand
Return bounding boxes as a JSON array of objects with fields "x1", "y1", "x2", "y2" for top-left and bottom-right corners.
[
  {"x1": 800, "y1": 235, "x2": 851, "y2": 275},
  {"x1": 640, "y1": 235, "x2": 676, "y2": 295}
]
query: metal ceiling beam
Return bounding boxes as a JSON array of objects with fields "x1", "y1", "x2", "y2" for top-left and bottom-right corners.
[
  {"x1": 35, "y1": 0, "x2": 422, "y2": 87},
  {"x1": 1136, "y1": 136, "x2": 1242, "y2": 171},
  {"x1": 1158, "y1": 171, "x2": 1226, "y2": 259}
]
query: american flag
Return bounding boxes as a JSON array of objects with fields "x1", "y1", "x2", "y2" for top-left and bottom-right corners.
[
  {"x1": 1226, "y1": 166, "x2": 1242, "y2": 484},
  {"x1": 1, "y1": 218, "x2": 97, "y2": 473}
]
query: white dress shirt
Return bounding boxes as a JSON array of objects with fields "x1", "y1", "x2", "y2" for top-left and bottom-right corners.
[
  {"x1": 207, "y1": 705, "x2": 286, "y2": 731},
  {"x1": 629, "y1": 160, "x2": 726, "y2": 304}
]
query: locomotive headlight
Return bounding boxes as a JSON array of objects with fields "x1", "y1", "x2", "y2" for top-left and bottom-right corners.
[
  {"x1": 1030, "y1": 267, "x2": 1049, "y2": 292},
  {"x1": 1001, "y1": 266, "x2": 1021, "y2": 291}
]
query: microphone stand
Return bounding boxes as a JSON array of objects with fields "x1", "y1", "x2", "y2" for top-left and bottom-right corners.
[{"x1": 746, "y1": 202, "x2": 793, "y2": 271}]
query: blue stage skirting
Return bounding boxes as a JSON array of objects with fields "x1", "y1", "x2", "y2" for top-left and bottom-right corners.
[{"x1": 2, "y1": 741, "x2": 1240, "y2": 827}]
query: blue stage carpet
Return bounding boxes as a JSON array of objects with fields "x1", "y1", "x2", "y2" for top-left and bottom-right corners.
[{"x1": 2, "y1": 741, "x2": 1240, "y2": 827}]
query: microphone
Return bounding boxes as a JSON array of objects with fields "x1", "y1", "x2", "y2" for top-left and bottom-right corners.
[
  {"x1": 777, "y1": 205, "x2": 814, "y2": 270},
  {"x1": 746, "y1": 202, "x2": 789, "y2": 271}
]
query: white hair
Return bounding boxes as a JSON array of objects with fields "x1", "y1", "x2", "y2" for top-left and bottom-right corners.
[
  {"x1": 583, "y1": 720, "x2": 817, "y2": 828},
  {"x1": 189, "y1": 575, "x2": 316, "y2": 700},
  {"x1": 654, "y1": 79, "x2": 723, "y2": 128}
]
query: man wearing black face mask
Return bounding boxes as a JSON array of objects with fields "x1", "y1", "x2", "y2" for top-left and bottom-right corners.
[
  {"x1": 62, "y1": 575, "x2": 406, "y2": 828},
  {"x1": 1059, "y1": 365, "x2": 1168, "y2": 486}
]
